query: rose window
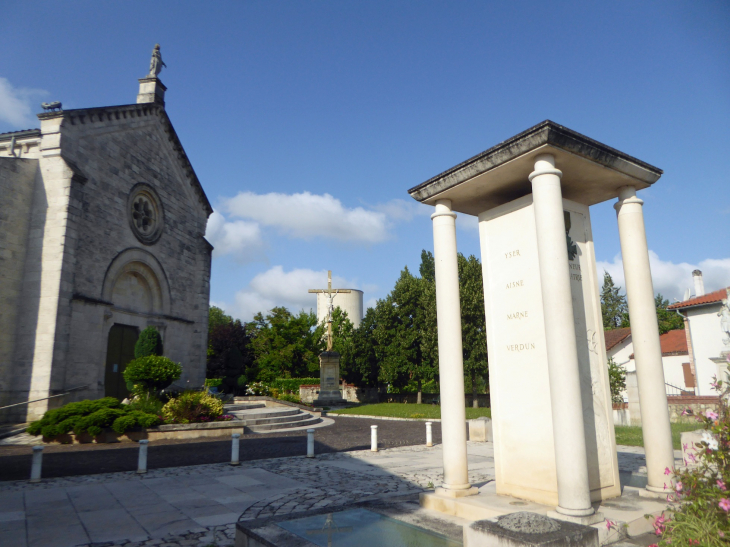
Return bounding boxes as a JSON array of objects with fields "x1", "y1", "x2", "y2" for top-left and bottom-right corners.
[
  {"x1": 128, "y1": 184, "x2": 164, "y2": 244},
  {"x1": 133, "y1": 197, "x2": 155, "y2": 232}
]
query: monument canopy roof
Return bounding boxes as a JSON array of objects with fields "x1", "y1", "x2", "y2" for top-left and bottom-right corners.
[{"x1": 408, "y1": 120, "x2": 663, "y2": 216}]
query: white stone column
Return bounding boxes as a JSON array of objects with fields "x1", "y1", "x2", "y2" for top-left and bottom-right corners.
[
  {"x1": 615, "y1": 186, "x2": 675, "y2": 494},
  {"x1": 431, "y1": 199, "x2": 476, "y2": 497},
  {"x1": 529, "y1": 154, "x2": 594, "y2": 517}
]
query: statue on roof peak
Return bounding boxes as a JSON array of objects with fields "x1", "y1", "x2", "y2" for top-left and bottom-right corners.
[{"x1": 148, "y1": 44, "x2": 167, "y2": 78}]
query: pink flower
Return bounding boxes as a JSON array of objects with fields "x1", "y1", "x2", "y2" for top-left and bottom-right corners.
[
  {"x1": 605, "y1": 519, "x2": 616, "y2": 530},
  {"x1": 664, "y1": 467, "x2": 672, "y2": 475},
  {"x1": 720, "y1": 531, "x2": 726, "y2": 538},
  {"x1": 675, "y1": 481, "x2": 682, "y2": 492},
  {"x1": 706, "y1": 410, "x2": 719, "y2": 420},
  {"x1": 719, "y1": 498, "x2": 730, "y2": 512},
  {"x1": 687, "y1": 453, "x2": 697, "y2": 463},
  {"x1": 718, "y1": 480, "x2": 727, "y2": 491},
  {"x1": 683, "y1": 443, "x2": 688, "y2": 450},
  {"x1": 681, "y1": 408, "x2": 692, "y2": 416}
]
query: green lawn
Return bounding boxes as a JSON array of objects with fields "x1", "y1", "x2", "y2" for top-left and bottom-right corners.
[
  {"x1": 331, "y1": 404, "x2": 700, "y2": 449},
  {"x1": 615, "y1": 422, "x2": 702, "y2": 450},
  {"x1": 330, "y1": 403, "x2": 491, "y2": 420}
]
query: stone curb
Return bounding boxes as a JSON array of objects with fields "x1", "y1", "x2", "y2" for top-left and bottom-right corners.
[{"x1": 326, "y1": 413, "x2": 442, "y2": 422}]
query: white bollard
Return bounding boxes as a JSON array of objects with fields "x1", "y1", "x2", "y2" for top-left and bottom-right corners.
[
  {"x1": 426, "y1": 422, "x2": 433, "y2": 447},
  {"x1": 30, "y1": 445, "x2": 43, "y2": 483},
  {"x1": 371, "y1": 425, "x2": 378, "y2": 452},
  {"x1": 137, "y1": 439, "x2": 149, "y2": 474},
  {"x1": 306, "y1": 429, "x2": 315, "y2": 458},
  {"x1": 230, "y1": 433, "x2": 241, "y2": 466}
]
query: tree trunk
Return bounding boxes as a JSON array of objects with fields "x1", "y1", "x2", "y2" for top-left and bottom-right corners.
[
  {"x1": 417, "y1": 379, "x2": 422, "y2": 405},
  {"x1": 472, "y1": 370, "x2": 478, "y2": 408}
]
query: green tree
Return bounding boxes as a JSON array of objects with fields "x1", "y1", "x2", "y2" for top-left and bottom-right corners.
[
  {"x1": 600, "y1": 271, "x2": 629, "y2": 329},
  {"x1": 207, "y1": 318, "x2": 256, "y2": 394},
  {"x1": 607, "y1": 357, "x2": 626, "y2": 405},
  {"x1": 208, "y1": 306, "x2": 233, "y2": 332},
  {"x1": 341, "y1": 307, "x2": 380, "y2": 387},
  {"x1": 458, "y1": 254, "x2": 489, "y2": 408},
  {"x1": 134, "y1": 327, "x2": 162, "y2": 359},
  {"x1": 248, "y1": 307, "x2": 323, "y2": 382},
  {"x1": 655, "y1": 293, "x2": 685, "y2": 335}
]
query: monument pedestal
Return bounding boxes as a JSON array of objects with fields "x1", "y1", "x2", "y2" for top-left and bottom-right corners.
[{"x1": 312, "y1": 351, "x2": 347, "y2": 406}]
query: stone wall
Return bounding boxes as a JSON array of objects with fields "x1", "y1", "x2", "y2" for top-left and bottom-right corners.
[
  {"x1": 0, "y1": 158, "x2": 39, "y2": 414},
  {"x1": 667, "y1": 395, "x2": 720, "y2": 423}
]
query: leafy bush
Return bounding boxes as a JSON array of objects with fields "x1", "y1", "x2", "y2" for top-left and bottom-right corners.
[
  {"x1": 245, "y1": 382, "x2": 270, "y2": 396},
  {"x1": 123, "y1": 355, "x2": 182, "y2": 395},
  {"x1": 26, "y1": 397, "x2": 159, "y2": 438},
  {"x1": 270, "y1": 377, "x2": 319, "y2": 394},
  {"x1": 651, "y1": 373, "x2": 730, "y2": 546},
  {"x1": 161, "y1": 391, "x2": 224, "y2": 424},
  {"x1": 126, "y1": 394, "x2": 164, "y2": 415},
  {"x1": 135, "y1": 327, "x2": 162, "y2": 358},
  {"x1": 204, "y1": 378, "x2": 223, "y2": 388},
  {"x1": 277, "y1": 393, "x2": 301, "y2": 404},
  {"x1": 607, "y1": 357, "x2": 626, "y2": 404}
]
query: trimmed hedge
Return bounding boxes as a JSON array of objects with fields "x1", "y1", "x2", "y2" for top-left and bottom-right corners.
[
  {"x1": 271, "y1": 377, "x2": 320, "y2": 394},
  {"x1": 123, "y1": 355, "x2": 182, "y2": 394},
  {"x1": 134, "y1": 327, "x2": 162, "y2": 358},
  {"x1": 26, "y1": 398, "x2": 160, "y2": 438}
]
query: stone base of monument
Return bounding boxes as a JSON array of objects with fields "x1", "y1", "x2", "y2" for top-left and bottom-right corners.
[
  {"x1": 464, "y1": 512, "x2": 598, "y2": 547},
  {"x1": 545, "y1": 510, "x2": 604, "y2": 526},
  {"x1": 420, "y1": 481, "x2": 667, "y2": 545}
]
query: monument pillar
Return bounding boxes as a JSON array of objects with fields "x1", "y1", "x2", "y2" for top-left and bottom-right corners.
[
  {"x1": 529, "y1": 154, "x2": 594, "y2": 518},
  {"x1": 615, "y1": 185, "x2": 675, "y2": 494},
  {"x1": 431, "y1": 199, "x2": 476, "y2": 497}
]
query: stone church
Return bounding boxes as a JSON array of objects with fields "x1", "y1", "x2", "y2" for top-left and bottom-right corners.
[{"x1": 0, "y1": 49, "x2": 213, "y2": 422}]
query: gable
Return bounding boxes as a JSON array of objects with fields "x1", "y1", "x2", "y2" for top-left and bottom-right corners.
[{"x1": 39, "y1": 104, "x2": 212, "y2": 217}]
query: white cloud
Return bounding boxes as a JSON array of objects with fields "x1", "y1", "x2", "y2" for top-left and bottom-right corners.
[
  {"x1": 221, "y1": 191, "x2": 397, "y2": 244},
  {"x1": 224, "y1": 266, "x2": 359, "y2": 322},
  {"x1": 371, "y1": 198, "x2": 426, "y2": 222},
  {"x1": 0, "y1": 77, "x2": 48, "y2": 128},
  {"x1": 204, "y1": 211, "x2": 263, "y2": 260},
  {"x1": 597, "y1": 251, "x2": 730, "y2": 302}
]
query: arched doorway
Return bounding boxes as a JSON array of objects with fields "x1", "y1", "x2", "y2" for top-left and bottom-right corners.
[{"x1": 104, "y1": 324, "x2": 139, "y2": 399}]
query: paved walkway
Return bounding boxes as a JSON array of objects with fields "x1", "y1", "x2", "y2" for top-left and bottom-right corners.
[{"x1": 0, "y1": 436, "x2": 679, "y2": 547}]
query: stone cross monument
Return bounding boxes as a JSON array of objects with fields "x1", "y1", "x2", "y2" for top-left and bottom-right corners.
[{"x1": 309, "y1": 271, "x2": 348, "y2": 406}]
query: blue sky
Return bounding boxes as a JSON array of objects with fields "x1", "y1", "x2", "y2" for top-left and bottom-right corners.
[{"x1": 2, "y1": 1, "x2": 728, "y2": 321}]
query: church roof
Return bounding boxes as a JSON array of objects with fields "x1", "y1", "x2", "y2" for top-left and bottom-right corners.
[
  {"x1": 0, "y1": 129, "x2": 41, "y2": 141},
  {"x1": 37, "y1": 103, "x2": 213, "y2": 216}
]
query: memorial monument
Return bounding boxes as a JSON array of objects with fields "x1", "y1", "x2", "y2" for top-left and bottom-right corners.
[
  {"x1": 309, "y1": 271, "x2": 347, "y2": 406},
  {"x1": 409, "y1": 121, "x2": 675, "y2": 523}
]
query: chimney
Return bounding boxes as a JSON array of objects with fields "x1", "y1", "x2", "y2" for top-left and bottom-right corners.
[{"x1": 692, "y1": 269, "x2": 705, "y2": 297}]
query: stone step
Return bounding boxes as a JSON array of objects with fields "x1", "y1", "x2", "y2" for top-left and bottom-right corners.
[
  {"x1": 239, "y1": 411, "x2": 314, "y2": 426},
  {"x1": 229, "y1": 408, "x2": 301, "y2": 420},
  {"x1": 246, "y1": 415, "x2": 321, "y2": 432},
  {"x1": 223, "y1": 403, "x2": 266, "y2": 412}
]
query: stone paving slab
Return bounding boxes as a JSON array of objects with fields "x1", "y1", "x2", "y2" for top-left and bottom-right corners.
[{"x1": 0, "y1": 442, "x2": 680, "y2": 547}]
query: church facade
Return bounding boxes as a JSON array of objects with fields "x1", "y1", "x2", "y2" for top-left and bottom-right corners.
[{"x1": 0, "y1": 65, "x2": 213, "y2": 422}]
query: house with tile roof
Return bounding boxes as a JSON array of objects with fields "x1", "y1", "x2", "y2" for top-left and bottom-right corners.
[
  {"x1": 605, "y1": 327, "x2": 692, "y2": 401},
  {"x1": 668, "y1": 270, "x2": 730, "y2": 396}
]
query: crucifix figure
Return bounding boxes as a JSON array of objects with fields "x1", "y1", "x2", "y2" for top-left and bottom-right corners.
[
  {"x1": 305, "y1": 513, "x2": 353, "y2": 547},
  {"x1": 309, "y1": 270, "x2": 351, "y2": 352}
]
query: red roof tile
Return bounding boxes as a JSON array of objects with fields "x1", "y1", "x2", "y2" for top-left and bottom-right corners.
[
  {"x1": 629, "y1": 328, "x2": 688, "y2": 359},
  {"x1": 668, "y1": 287, "x2": 729, "y2": 310},
  {"x1": 604, "y1": 327, "x2": 631, "y2": 350},
  {"x1": 659, "y1": 329, "x2": 688, "y2": 355}
]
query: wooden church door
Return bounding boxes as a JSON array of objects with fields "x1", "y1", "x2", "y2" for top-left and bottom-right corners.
[{"x1": 104, "y1": 324, "x2": 139, "y2": 399}]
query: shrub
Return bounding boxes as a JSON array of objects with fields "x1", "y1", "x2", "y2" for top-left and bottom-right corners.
[
  {"x1": 126, "y1": 394, "x2": 164, "y2": 415},
  {"x1": 135, "y1": 327, "x2": 162, "y2": 358},
  {"x1": 123, "y1": 355, "x2": 182, "y2": 395},
  {"x1": 245, "y1": 382, "x2": 270, "y2": 396},
  {"x1": 270, "y1": 377, "x2": 319, "y2": 394},
  {"x1": 111, "y1": 411, "x2": 161, "y2": 434},
  {"x1": 607, "y1": 357, "x2": 626, "y2": 404},
  {"x1": 26, "y1": 397, "x2": 159, "y2": 439},
  {"x1": 204, "y1": 378, "x2": 223, "y2": 388},
  {"x1": 277, "y1": 393, "x2": 301, "y2": 404},
  {"x1": 161, "y1": 391, "x2": 224, "y2": 424},
  {"x1": 650, "y1": 372, "x2": 730, "y2": 546}
]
